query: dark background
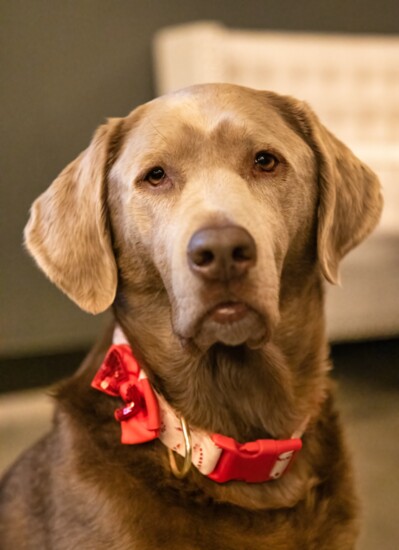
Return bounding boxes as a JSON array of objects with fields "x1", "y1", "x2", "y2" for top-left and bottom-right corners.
[{"x1": 1, "y1": 0, "x2": 399, "y2": 390}]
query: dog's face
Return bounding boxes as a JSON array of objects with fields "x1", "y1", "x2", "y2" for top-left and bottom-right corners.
[
  {"x1": 108, "y1": 87, "x2": 317, "y2": 350},
  {"x1": 25, "y1": 84, "x2": 382, "y2": 353}
]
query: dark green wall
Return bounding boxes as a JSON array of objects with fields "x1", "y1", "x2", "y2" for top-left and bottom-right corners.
[{"x1": 1, "y1": 0, "x2": 398, "y2": 356}]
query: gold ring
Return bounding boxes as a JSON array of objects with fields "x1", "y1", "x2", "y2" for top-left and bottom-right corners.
[{"x1": 168, "y1": 417, "x2": 192, "y2": 479}]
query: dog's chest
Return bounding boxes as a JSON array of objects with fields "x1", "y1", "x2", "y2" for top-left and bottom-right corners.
[{"x1": 122, "y1": 507, "x2": 299, "y2": 550}]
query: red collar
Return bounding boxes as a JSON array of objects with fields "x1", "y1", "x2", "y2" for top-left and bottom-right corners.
[{"x1": 91, "y1": 341, "x2": 304, "y2": 484}]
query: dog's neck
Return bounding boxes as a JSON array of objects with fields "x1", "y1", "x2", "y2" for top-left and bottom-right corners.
[
  {"x1": 112, "y1": 270, "x2": 330, "y2": 509},
  {"x1": 93, "y1": 331, "x2": 305, "y2": 483}
]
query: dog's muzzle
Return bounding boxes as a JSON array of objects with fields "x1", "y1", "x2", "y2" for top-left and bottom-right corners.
[{"x1": 183, "y1": 225, "x2": 269, "y2": 349}]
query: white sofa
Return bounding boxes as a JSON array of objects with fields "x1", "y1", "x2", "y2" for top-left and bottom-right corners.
[{"x1": 153, "y1": 22, "x2": 399, "y2": 342}]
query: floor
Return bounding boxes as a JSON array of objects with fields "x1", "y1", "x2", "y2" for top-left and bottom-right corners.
[
  {"x1": 0, "y1": 341, "x2": 398, "y2": 549},
  {"x1": 335, "y1": 374, "x2": 399, "y2": 549}
]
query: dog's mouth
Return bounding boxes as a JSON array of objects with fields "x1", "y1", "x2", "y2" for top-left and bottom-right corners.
[
  {"x1": 209, "y1": 301, "x2": 249, "y2": 324},
  {"x1": 187, "y1": 300, "x2": 270, "y2": 351}
]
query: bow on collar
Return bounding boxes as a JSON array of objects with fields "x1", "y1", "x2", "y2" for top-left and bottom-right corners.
[{"x1": 91, "y1": 344, "x2": 160, "y2": 444}]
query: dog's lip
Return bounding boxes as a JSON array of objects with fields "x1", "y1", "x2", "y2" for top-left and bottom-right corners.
[
  {"x1": 208, "y1": 301, "x2": 249, "y2": 324},
  {"x1": 179, "y1": 300, "x2": 271, "y2": 351}
]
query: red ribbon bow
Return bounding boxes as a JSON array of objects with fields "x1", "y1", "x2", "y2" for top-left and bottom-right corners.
[{"x1": 91, "y1": 344, "x2": 160, "y2": 444}]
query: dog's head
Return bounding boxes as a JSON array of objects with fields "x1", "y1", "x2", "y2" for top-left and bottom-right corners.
[{"x1": 25, "y1": 84, "x2": 382, "y2": 353}]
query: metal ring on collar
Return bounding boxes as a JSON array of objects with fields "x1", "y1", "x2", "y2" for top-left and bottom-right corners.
[{"x1": 168, "y1": 416, "x2": 192, "y2": 479}]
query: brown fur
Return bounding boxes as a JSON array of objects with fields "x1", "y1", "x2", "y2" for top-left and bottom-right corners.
[{"x1": 0, "y1": 84, "x2": 382, "y2": 548}]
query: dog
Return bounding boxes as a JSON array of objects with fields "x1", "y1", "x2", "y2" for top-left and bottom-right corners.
[{"x1": 0, "y1": 84, "x2": 382, "y2": 549}]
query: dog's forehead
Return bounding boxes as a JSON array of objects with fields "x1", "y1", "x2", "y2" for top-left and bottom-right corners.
[{"x1": 137, "y1": 86, "x2": 293, "y2": 139}]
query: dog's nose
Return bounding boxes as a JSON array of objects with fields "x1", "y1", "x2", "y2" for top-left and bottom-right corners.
[{"x1": 187, "y1": 225, "x2": 257, "y2": 282}]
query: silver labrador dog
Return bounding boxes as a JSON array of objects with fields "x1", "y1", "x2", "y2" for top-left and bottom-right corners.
[{"x1": 0, "y1": 84, "x2": 382, "y2": 549}]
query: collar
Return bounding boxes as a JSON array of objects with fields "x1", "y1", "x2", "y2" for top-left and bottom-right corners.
[{"x1": 91, "y1": 327, "x2": 306, "y2": 484}]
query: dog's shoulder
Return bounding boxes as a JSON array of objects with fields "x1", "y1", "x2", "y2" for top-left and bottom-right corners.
[{"x1": 0, "y1": 424, "x2": 58, "y2": 546}]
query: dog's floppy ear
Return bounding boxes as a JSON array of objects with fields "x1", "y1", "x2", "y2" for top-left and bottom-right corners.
[
  {"x1": 269, "y1": 93, "x2": 383, "y2": 284},
  {"x1": 24, "y1": 118, "x2": 123, "y2": 314},
  {"x1": 308, "y1": 111, "x2": 383, "y2": 283}
]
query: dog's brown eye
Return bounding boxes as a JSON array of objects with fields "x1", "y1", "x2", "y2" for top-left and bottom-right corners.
[
  {"x1": 145, "y1": 167, "x2": 166, "y2": 186},
  {"x1": 254, "y1": 151, "x2": 279, "y2": 172}
]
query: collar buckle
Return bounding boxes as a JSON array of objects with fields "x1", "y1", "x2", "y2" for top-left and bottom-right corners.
[{"x1": 208, "y1": 434, "x2": 302, "y2": 483}]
